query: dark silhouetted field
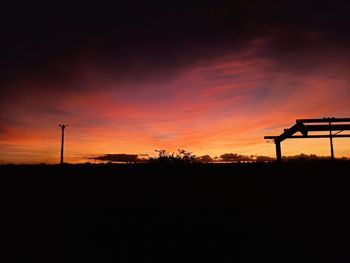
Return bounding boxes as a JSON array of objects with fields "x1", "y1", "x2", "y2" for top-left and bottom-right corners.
[{"x1": 1, "y1": 162, "x2": 350, "y2": 262}]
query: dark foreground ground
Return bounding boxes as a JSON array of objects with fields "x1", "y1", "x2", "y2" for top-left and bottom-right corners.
[{"x1": 1, "y1": 162, "x2": 350, "y2": 262}]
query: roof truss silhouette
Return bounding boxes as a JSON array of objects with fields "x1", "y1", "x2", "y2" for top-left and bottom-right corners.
[{"x1": 264, "y1": 118, "x2": 350, "y2": 161}]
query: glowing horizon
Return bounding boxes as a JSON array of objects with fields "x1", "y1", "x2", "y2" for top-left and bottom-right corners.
[
  {"x1": 1, "y1": 39, "x2": 349, "y2": 163},
  {"x1": 1, "y1": 3, "x2": 350, "y2": 164}
]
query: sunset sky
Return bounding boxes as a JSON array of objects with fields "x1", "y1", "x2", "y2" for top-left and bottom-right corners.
[{"x1": 1, "y1": 1, "x2": 350, "y2": 163}]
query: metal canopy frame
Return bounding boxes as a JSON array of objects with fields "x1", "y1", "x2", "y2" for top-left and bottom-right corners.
[{"x1": 264, "y1": 117, "x2": 350, "y2": 161}]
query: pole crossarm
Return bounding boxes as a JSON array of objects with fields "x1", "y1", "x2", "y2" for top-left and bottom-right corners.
[{"x1": 264, "y1": 117, "x2": 350, "y2": 161}]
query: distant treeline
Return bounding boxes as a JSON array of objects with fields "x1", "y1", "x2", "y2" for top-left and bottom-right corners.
[{"x1": 89, "y1": 151, "x2": 349, "y2": 164}]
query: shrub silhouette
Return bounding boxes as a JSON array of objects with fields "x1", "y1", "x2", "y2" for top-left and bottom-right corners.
[{"x1": 150, "y1": 149, "x2": 196, "y2": 163}]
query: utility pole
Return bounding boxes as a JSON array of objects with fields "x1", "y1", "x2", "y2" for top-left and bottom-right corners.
[{"x1": 59, "y1": 124, "x2": 68, "y2": 164}]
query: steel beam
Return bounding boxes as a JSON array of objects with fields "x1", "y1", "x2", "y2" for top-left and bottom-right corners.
[
  {"x1": 284, "y1": 135, "x2": 350, "y2": 138},
  {"x1": 277, "y1": 122, "x2": 308, "y2": 142},
  {"x1": 305, "y1": 124, "x2": 350, "y2": 132},
  {"x1": 264, "y1": 117, "x2": 350, "y2": 162},
  {"x1": 296, "y1": 118, "x2": 350, "y2": 123},
  {"x1": 264, "y1": 136, "x2": 278, "y2": 139}
]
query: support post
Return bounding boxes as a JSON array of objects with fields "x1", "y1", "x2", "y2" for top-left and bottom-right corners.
[
  {"x1": 275, "y1": 140, "x2": 282, "y2": 162},
  {"x1": 329, "y1": 121, "x2": 334, "y2": 160}
]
